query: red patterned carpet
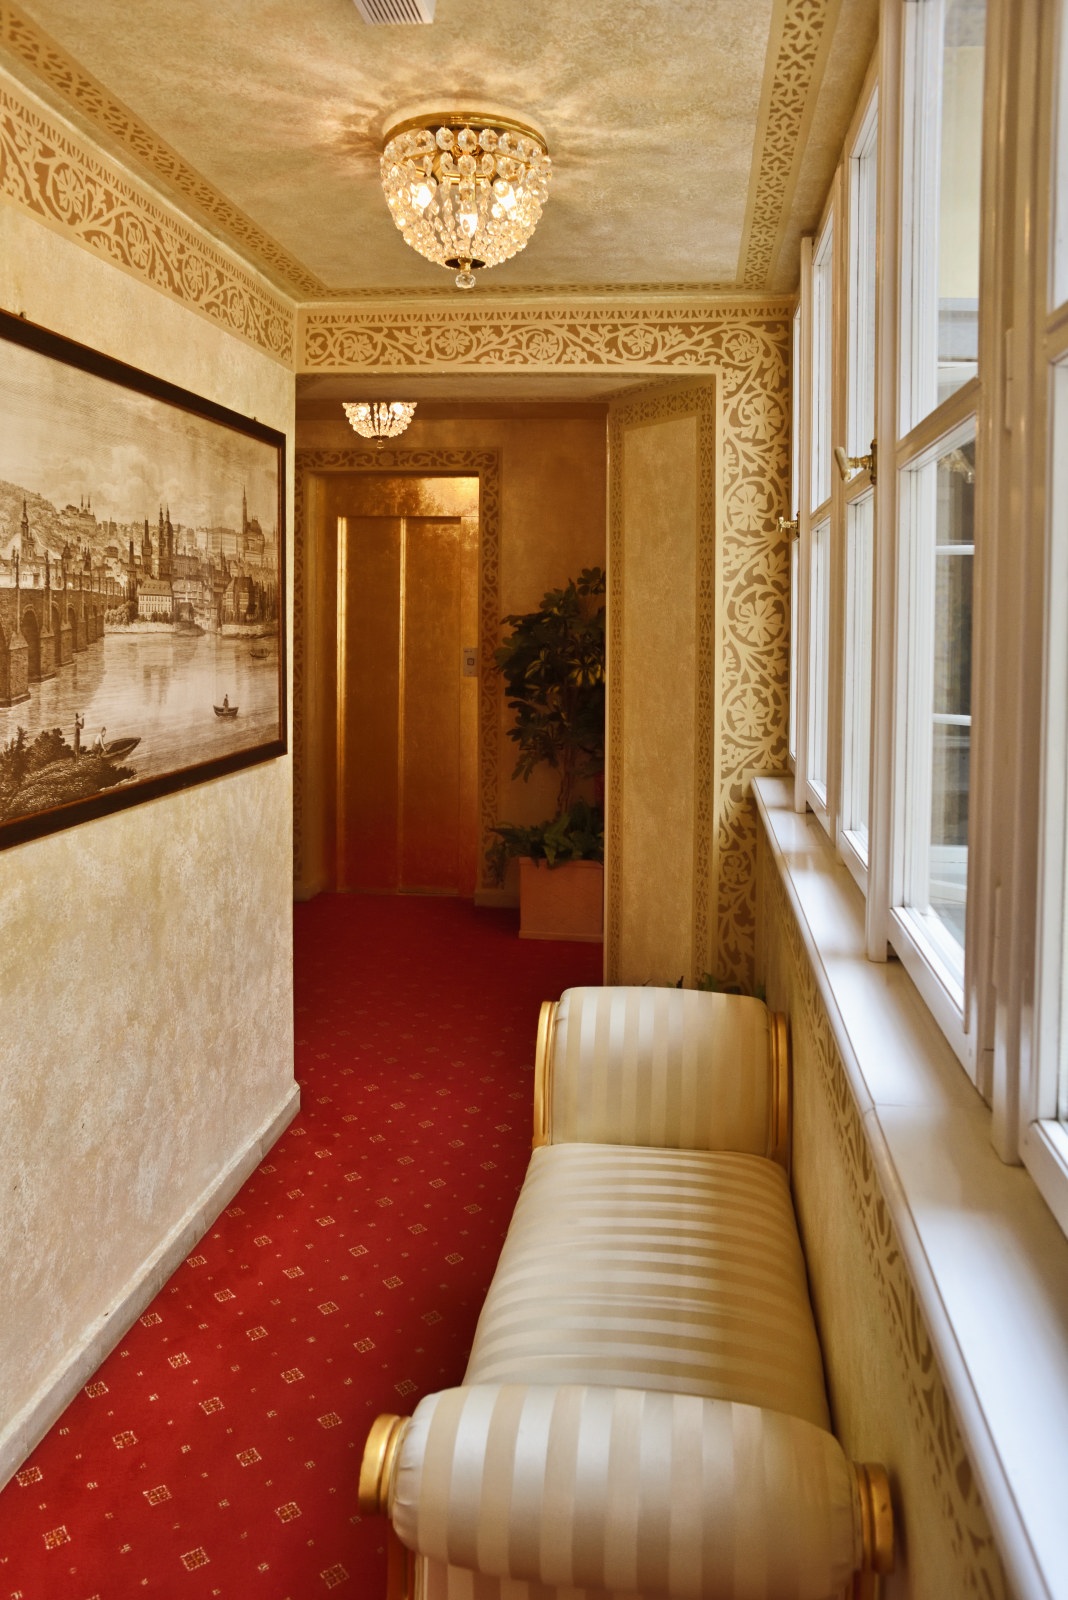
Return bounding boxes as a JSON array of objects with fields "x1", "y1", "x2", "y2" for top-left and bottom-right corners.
[{"x1": 0, "y1": 895, "x2": 602, "y2": 1599}]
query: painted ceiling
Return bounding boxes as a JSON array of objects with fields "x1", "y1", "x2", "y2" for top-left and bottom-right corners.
[{"x1": 1, "y1": 0, "x2": 877, "y2": 309}]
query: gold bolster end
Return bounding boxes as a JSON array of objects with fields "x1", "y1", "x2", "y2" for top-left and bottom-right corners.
[
  {"x1": 854, "y1": 1462, "x2": 894, "y2": 1575},
  {"x1": 358, "y1": 1413, "x2": 409, "y2": 1516},
  {"x1": 767, "y1": 1011, "x2": 791, "y2": 1170},
  {"x1": 532, "y1": 1000, "x2": 558, "y2": 1149}
]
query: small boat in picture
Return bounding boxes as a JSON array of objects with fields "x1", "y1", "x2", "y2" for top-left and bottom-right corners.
[
  {"x1": 102, "y1": 736, "x2": 141, "y2": 761},
  {"x1": 214, "y1": 696, "x2": 239, "y2": 719},
  {"x1": 250, "y1": 645, "x2": 270, "y2": 660},
  {"x1": 88, "y1": 728, "x2": 141, "y2": 760}
]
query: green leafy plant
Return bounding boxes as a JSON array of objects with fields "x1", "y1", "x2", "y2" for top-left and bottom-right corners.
[
  {"x1": 486, "y1": 797, "x2": 604, "y2": 882},
  {"x1": 488, "y1": 567, "x2": 606, "y2": 881}
]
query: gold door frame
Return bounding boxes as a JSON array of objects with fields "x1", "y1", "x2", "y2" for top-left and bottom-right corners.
[{"x1": 293, "y1": 448, "x2": 500, "y2": 898}]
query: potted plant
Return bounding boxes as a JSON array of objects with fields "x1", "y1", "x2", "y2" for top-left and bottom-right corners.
[{"x1": 488, "y1": 567, "x2": 606, "y2": 940}]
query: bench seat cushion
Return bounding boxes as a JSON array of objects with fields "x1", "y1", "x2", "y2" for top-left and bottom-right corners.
[{"x1": 463, "y1": 1144, "x2": 830, "y2": 1433}]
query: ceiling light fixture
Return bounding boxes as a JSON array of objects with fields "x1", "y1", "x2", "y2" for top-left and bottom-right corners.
[
  {"x1": 380, "y1": 110, "x2": 552, "y2": 290},
  {"x1": 342, "y1": 400, "x2": 417, "y2": 447}
]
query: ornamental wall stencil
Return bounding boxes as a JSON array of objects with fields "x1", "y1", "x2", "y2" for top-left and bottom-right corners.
[
  {"x1": 760, "y1": 861, "x2": 1009, "y2": 1600},
  {"x1": 299, "y1": 302, "x2": 794, "y2": 374},
  {"x1": 0, "y1": 77, "x2": 295, "y2": 361},
  {"x1": 739, "y1": 0, "x2": 833, "y2": 289},
  {"x1": 293, "y1": 449, "x2": 500, "y2": 897}
]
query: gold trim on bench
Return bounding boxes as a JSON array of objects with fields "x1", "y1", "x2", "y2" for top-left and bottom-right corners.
[
  {"x1": 358, "y1": 1413, "x2": 409, "y2": 1516},
  {"x1": 532, "y1": 1000, "x2": 558, "y2": 1149},
  {"x1": 767, "y1": 1010, "x2": 791, "y2": 1171},
  {"x1": 386, "y1": 1527, "x2": 415, "y2": 1600},
  {"x1": 853, "y1": 1462, "x2": 895, "y2": 1597}
]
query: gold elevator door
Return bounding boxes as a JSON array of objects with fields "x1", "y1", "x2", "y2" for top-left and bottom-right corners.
[{"x1": 337, "y1": 514, "x2": 478, "y2": 896}]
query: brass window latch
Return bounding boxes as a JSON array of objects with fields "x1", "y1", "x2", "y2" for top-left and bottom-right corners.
[
  {"x1": 834, "y1": 439, "x2": 877, "y2": 486},
  {"x1": 777, "y1": 516, "x2": 800, "y2": 540}
]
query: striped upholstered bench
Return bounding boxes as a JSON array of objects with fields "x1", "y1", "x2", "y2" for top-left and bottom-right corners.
[{"x1": 359, "y1": 986, "x2": 894, "y2": 1600}]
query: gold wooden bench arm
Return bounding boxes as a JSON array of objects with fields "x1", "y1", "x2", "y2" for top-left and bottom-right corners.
[
  {"x1": 532, "y1": 998, "x2": 558, "y2": 1148},
  {"x1": 854, "y1": 1462, "x2": 895, "y2": 1596},
  {"x1": 357, "y1": 1413, "x2": 408, "y2": 1515},
  {"x1": 768, "y1": 1009, "x2": 791, "y2": 1170}
]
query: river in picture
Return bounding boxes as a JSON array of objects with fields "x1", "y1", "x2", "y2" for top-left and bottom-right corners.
[{"x1": 0, "y1": 629, "x2": 281, "y2": 795}]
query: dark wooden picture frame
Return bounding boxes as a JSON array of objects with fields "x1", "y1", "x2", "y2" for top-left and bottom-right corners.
[{"x1": 0, "y1": 310, "x2": 286, "y2": 851}]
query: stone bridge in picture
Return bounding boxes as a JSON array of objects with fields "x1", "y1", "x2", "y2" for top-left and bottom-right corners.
[{"x1": 0, "y1": 577, "x2": 115, "y2": 707}]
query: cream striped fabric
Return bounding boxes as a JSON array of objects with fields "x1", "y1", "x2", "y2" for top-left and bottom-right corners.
[
  {"x1": 392, "y1": 1383, "x2": 862, "y2": 1600},
  {"x1": 464, "y1": 1144, "x2": 829, "y2": 1431},
  {"x1": 420, "y1": 1559, "x2": 645, "y2": 1600},
  {"x1": 547, "y1": 988, "x2": 772, "y2": 1155}
]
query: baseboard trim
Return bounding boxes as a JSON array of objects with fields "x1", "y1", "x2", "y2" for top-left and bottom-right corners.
[
  {"x1": 0, "y1": 1083, "x2": 301, "y2": 1491},
  {"x1": 293, "y1": 874, "x2": 327, "y2": 902},
  {"x1": 473, "y1": 887, "x2": 518, "y2": 908}
]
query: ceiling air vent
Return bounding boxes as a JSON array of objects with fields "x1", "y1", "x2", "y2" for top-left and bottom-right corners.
[{"x1": 352, "y1": 0, "x2": 435, "y2": 22}]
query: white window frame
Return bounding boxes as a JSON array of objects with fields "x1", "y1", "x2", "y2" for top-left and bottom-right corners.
[
  {"x1": 878, "y1": 0, "x2": 990, "y2": 1077},
  {"x1": 1026, "y1": 356, "x2": 1068, "y2": 1234},
  {"x1": 794, "y1": 176, "x2": 847, "y2": 838},
  {"x1": 838, "y1": 87, "x2": 880, "y2": 887},
  {"x1": 1019, "y1": 0, "x2": 1068, "y2": 1232},
  {"x1": 889, "y1": 409, "x2": 979, "y2": 1069}
]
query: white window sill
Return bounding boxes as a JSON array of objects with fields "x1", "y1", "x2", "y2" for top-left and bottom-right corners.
[{"x1": 754, "y1": 776, "x2": 1068, "y2": 1600}]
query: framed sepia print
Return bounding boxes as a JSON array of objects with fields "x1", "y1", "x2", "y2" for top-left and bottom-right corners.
[{"x1": 0, "y1": 309, "x2": 286, "y2": 851}]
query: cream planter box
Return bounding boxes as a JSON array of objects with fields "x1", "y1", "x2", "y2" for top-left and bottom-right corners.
[{"x1": 518, "y1": 858, "x2": 604, "y2": 942}]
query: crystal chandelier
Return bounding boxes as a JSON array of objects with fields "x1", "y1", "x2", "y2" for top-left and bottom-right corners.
[
  {"x1": 380, "y1": 110, "x2": 552, "y2": 290},
  {"x1": 342, "y1": 400, "x2": 417, "y2": 448}
]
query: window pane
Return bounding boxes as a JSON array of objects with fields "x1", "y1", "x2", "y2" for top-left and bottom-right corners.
[
  {"x1": 1044, "y1": 364, "x2": 1068, "y2": 1118},
  {"x1": 807, "y1": 518, "x2": 831, "y2": 799},
  {"x1": 843, "y1": 492, "x2": 874, "y2": 853},
  {"x1": 789, "y1": 538, "x2": 799, "y2": 764},
  {"x1": 906, "y1": 429, "x2": 976, "y2": 981},
  {"x1": 791, "y1": 306, "x2": 801, "y2": 518},
  {"x1": 902, "y1": 0, "x2": 986, "y2": 428},
  {"x1": 811, "y1": 223, "x2": 834, "y2": 511},
  {"x1": 1055, "y1": 0, "x2": 1068, "y2": 310},
  {"x1": 849, "y1": 103, "x2": 878, "y2": 455}
]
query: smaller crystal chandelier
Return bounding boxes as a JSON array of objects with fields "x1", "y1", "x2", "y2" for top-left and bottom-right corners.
[
  {"x1": 342, "y1": 400, "x2": 417, "y2": 448},
  {"x1": 380, "y1": 110, "x2": 552, "y2": 289}
]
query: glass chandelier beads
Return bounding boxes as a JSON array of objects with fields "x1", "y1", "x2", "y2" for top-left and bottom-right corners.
[
  {"x1": 381, "y1": 113, "x2": 552, "y2": 290},
  {"x1": 342, "y1": 400, "x2": 417, "y2": 447}
]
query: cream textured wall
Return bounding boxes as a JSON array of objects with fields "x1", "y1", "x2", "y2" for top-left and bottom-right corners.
[
  {"x1": 757, "y1": 848, "x2": 1010, "y2": 1600},
  {"x1": 294, "y1": 411, "x2": 606, "y2": 902},
  {"x1": 617, "y1": 411, "x2": 700, "y2": 985},
  {"x1": 0, "y1": 200, "x2": 296, "y2": 1483}
]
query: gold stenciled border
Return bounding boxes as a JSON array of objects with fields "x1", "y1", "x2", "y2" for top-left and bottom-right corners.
[
  {"x1": 0, "y1": 1, "x2": 325, "y2": 299},
  {"x1": 0, "y1": 78, "x2": 295, "y2": 361},
  {"x1": 299, "y1": 301, "x2": 794, "y2": 375},
  {"x1": 761, "y1": 861, "x2": 1008, "y2": 1599},
  {"x1": 738, "y1": 0, "x2": 840, "y2": 289},
  {"x1": 293, "y1": 448, "x2": 500, "y2": 896}
]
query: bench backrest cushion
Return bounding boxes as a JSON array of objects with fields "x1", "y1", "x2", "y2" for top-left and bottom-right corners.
[{"x1": 546, "y1": 987, "x2": 773, "y2": 1155}]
